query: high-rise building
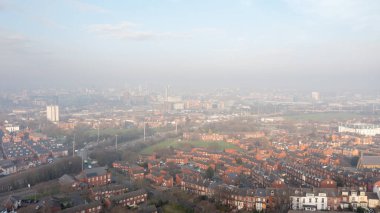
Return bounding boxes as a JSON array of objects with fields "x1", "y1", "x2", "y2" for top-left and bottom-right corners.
[
  {"x1": 46, "y1": 105, "x2": 59, "y2": 122},
  {"x1": 311, "y1": 92, "x2": 320, "y2": 101}
]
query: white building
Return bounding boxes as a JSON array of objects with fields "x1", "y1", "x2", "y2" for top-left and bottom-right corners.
[
  {"x1": 291, "y1": 191, "x2": 328, "y2": 211},
  {"x1": 46, "y1": 105, "x2": 59, "y2": 122},
  {"x1": 349, "y1": 190, "x2": 368, "y2": 210},
  {"x1": 311, "y1": 92, "x2": 320, "y2": 101},
  {"x1": 172, "y1": 102, "x2": 185, "y2": 110},
  {"x1": 374, "y1": 181, "x2": 380, "y2": 198},
  {"x1": 260, "y1": 117, "x2": 284, "y2": 123},
  {"x1": 367, "y1": 192, "x2": 380, "y2": 209},
  {"x1": 0, "y1": 160, "x2": 17, "y2": 175},
  {"x1": 338, "y1": 123, "x2": 380, "y2": 136},
  {"x1": 371, "y1": 182, "x2": 380, "y2": 208},
  {"x1": 4, "y1": 124, "x2": 19, "y2": 133}
]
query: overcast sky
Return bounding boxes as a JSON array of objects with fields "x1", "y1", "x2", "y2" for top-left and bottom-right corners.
[{"x1": 0, "y1": 0, "x2": 379, "y2": 91}]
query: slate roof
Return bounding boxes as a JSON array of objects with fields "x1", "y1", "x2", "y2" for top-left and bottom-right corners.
[
  {"x1": 59, "y1": 201, "x2": 102, "y2": 213},
  {"x1": 76, "y1": 166, "x2": 108, "y2": 179},
  {"x1": 360, "y1": 156, "x2": 380, "y2": 165},
  {"x1": 59, "y1": 174, "x2": 76, "y2": 185},
  {"x1": 110, "y1": 189, "x2": 147, "y2": 202}
]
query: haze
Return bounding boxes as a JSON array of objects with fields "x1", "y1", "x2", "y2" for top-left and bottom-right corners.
[{"x1": 0, "y1": 0, "x2": 379, "y2": 90}]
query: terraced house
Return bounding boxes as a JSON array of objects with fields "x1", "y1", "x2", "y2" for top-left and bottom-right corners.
[{"x1": 110, "y1": 189, "x2": 147, "y2": 207}]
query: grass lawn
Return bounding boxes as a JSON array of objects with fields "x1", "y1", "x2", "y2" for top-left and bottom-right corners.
[
  {"x1": 162, "y1": 203, "x2": 188, "y2": 213},
  {"x1": 284, "y1": 112, "x2": 363, "y2": 122},
  {"x1": 140, "y1": 139, "x2": 241, "y2": 155}
]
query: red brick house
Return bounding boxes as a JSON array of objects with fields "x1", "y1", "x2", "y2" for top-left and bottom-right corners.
[
  {"x1": 76, "y1": 167, "x2": 111, "y2": 187},
  {"x1": 110, "y1": 189, "x2": 147, "y2": 207},
  {"x1": 166, "y1": 157, "x2": 188, "y2": 164},
  {"x1": 112, "y1": 161, "x2": 130, "y2": 172},
  {"x1": 129, "y1": 165, "x2": 145, "y2": 181},
  {"x1": 320, "y1": 178, "x2": 337, "y2": 188},
  {"x1": 90, "y1": 184, "x2": 128, "y2": 201},
  {"x1": 60, "y1": 201, "x2": 103, "y2": 213}
]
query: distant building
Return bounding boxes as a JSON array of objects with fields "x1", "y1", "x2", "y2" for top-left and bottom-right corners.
[
  {"x1": 46, "y1": 105, "x2": 59, "y2": 122},
  {"x1": 339, "y1": 123, "x2": 380, "y2": 136},
  {"x1": 260, "y1": 117, "x2": 284, "y2": 123},
  {"x1": 172, "y1": 102, "x2": 185, "y2": 110},
  {"x1": 4, "y1": 124, "x2": 19, "y2": 133},
  {"x1": 0, "y1": 160, "x2": 17, "y2": 176},
  {"x1": 311, "y1": 92, "x2": 320, "y2": 101}
]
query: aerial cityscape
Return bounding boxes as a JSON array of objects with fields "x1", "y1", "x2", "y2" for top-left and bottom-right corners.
[{"x1": 0, "y1": 1, "x2": 380, "y2": 213}]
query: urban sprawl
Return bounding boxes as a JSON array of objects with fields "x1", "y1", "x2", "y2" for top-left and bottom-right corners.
[{"x1": 0, "y1": 88, "x2": 379, "y2": 213}]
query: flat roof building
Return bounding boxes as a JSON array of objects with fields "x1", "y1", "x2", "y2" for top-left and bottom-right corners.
[{"x1": 338, "y1": 123, "x2": 380, "y2": 136}]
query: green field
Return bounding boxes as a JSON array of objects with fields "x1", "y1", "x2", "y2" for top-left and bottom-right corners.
[
  {"x1": 284, "y1": 112, "x2": 363, "y2": 122},
  {"x1": 140, "y1": 139, "x2": 241, "y2": 155},
  {"x1": 162, "y1": 203, "x2": 188, "y2": 213}
]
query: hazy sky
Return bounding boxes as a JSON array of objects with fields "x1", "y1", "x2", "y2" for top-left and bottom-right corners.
[{"x1": 0, "y1": 0, "x2": 379, "y2": 90}]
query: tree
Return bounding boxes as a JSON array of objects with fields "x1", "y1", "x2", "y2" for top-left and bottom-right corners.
[
  {"x1": 351, "y1": 156, "x2": 360, "y2": 167},
  {"x1": 205, "y1": 167, "x2": 214, "y2": 179},
  {"x1": 336, "y1": 179, "x2": 344, "y2": 187},
  {"x1": 89, "y1": 150, "x2": 122, "y2": 166},
  {"x1": 356, "y1": 206, "x2": 368, "y2": 213},
  {"x1": 235, "y1": 158, "x2": 243, "y2": 164},
  {"x1": 121, "y1": 150, "x2": 138, "y2": 163}
]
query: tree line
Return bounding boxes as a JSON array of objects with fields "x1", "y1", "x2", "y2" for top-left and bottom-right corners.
[{"x1": 0, "y1": 157, "x2": 81, "y2": 193}]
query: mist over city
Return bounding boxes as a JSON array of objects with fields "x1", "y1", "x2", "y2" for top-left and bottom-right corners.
[
  {"x1": 1, "y1": 0, "x2": 380, "y2": 90},
  {"x1": 0, "y1": 1, "x2": 380, "y2": 213}
]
